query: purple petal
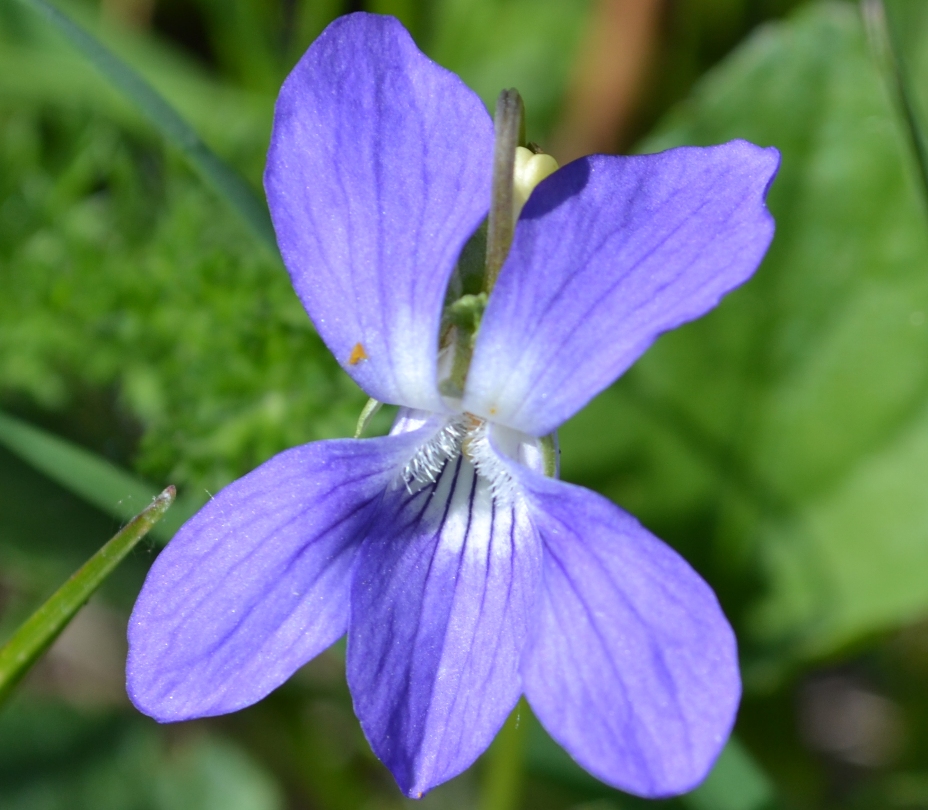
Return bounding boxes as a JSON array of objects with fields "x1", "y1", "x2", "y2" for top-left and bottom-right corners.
[
  {"x1": 265, "y1": 13, "x2": 494, "y2": 411},
  {"x1": 127, "y1": 431, "x2": 428, "y2": 722},
  {"x1": 347, "y1": 455, "x2": 541, "y2": 797},
  {"x1": 513, "y1": 468, "x2": 740, "y2": 797},
  {"x1": 463, "y1": 141, "x2": 779, "y2": 434}
]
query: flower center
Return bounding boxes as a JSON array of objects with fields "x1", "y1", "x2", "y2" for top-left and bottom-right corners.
[{"x1": 398, "y1": 412, "x2": 543, "y2": 505}]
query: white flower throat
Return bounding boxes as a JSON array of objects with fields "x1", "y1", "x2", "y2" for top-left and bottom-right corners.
[
  {"x1": 397, "y1": 410, "x2": 549, "y2": 507},
  {"x1": 398, "y1": 147, "x2": 560, "y2": 505}
]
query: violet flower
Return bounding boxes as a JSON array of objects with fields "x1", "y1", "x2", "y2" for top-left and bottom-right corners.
[{"x1": 127, "y1": 12, "x2": 778, "y2": 800}]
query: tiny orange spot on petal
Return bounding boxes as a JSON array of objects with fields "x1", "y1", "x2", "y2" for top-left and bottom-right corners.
[
  {"x1": 348, "y1": 342, "x2": 368, "y2": 366},
  {"x1": 489, "y1": 406, "x2": 498, "y2": 416}
]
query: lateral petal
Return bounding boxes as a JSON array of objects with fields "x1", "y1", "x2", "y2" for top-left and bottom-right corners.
[
  {"x1": 514, "y1": 469, "x2": 740, "y2": 797},
  {"x1": 463, "y1": 141, "x2": 779, "y2": 434},
  {"x1": 127, "y1": 430, "x2": 429, "y2": 722},
  {"x1": 265, "y1": 13, "x2": 494, "y2": 411},
  {"x1": 347, "y1": 454, "x2": 541, "y2": 797}
]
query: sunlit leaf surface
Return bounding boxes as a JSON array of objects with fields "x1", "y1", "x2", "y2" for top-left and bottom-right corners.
[{"x1": 563, "y1": 1, "x2": 928, "y2": 678}]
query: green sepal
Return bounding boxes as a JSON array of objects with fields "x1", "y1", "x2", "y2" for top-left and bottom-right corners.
[{"x1": 445, "y1": 293, "x2": 489, "y2": 348}]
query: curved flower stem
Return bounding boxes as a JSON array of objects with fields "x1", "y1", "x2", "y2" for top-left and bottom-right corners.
[
  {"x1": 484, "y1": 89, "x2": 525, "y2": 293},
  {"x1": 354, "y1": 397, "x2": 384, "y2": 438},
  {"x1": 479, "y1": 700, "x2": 526, "y2": 810}
]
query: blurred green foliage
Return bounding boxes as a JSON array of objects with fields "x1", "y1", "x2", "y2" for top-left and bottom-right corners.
[
  {"x1": 3, "y1": 0, "x2": 928, "y2": 808},
  {"x1": 0, "y1": 65, "x2": 360, "y2": 493},
  {"x1": 566, "y1": 0, "x2": 928, "y2": 677},
  {"x1": 0, "y1": 701, "x2": 284, "y2": 810}
]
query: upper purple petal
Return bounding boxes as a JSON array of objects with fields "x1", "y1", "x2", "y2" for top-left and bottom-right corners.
[
  {"x1": 265, "y1": 13, "x2": 494, "y2": 411},
  {"x1": 510, "y1": 468, "x2": 740, "y2": 797},
  {"x1": 347, "y1": 453, "x2": 541, "y2": 797},
  {"x1": 127, "y1": 431, "x2": 428, "y2": 722},
  {"x1": 463, "y1": 141, "x2": 779, "y2": 434}
]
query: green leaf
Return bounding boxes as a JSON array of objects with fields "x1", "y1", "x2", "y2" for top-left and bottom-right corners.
[
  {"x1": 0, "y1": 702, "x2": 284, "y2": 810},
  {"x1": 563, "y1": 1, "x2": 928, "y2": 678},
  {"x1": 0, "y1": 410, "x2": 198, "y2": 542},
  {"x1": 685, "y1": 739, "x2": 776, "y2": 810},
  {"x1": 11, "y1": 0, "x2": 277, "y2": 252},
  {"x1": 0, "y1": 486, "x2": 174, "y2": 705}
]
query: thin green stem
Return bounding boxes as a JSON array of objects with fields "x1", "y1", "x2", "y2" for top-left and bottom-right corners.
[
  {"x1": 13, "y1": 0, "x2": 278, "y2": 252},
  {"x1": 0, "y1": 486, "x2": 175, "y2": 706},
  {"x1": 479, "y1": 701, "x2": 525, "y2": 810},
  {"x1": 540, "y1": 433, "x2": 559, "y2": 477},
  {"x1": 354, "y1": 398, "x2": 384, "y2": 438}
]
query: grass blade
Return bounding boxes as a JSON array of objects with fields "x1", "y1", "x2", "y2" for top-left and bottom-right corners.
[
  {"x1": 0, "y1": 486, "x2": 175, "y2": 706},
  {"x1": 0, "y1": 409, "x2": 199, "y2": 541},
  {"x1": 12, "y1": 0, "x2": 278, "y2": 252}
]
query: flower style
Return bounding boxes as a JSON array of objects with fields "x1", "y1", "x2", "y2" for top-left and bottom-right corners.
[{"x1": 126, "y1": 12, "x2": 779, "y2": 800}]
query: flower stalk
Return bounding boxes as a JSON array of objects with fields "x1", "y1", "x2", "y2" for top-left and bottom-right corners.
[
  {"x1": 354, "y1": 397, "x2": 384, "y2": 438},
  {"x1": 484, "y1": 89, "x2": 525, "y2": 293},
  {"x1": 479, "y1": 701, "x2": 526, "y2": 810}
]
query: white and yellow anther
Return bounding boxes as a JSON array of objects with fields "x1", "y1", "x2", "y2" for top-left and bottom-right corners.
[{"x1": 512, "y1": 146, "x2": 559, "y2": 221}]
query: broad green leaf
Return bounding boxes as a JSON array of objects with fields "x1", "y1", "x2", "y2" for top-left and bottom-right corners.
[
  {"x1": 0, "y1": 410, "x2": 198, "y2": 541},
  {"x1": 563, "y1": 1, "x2": 928, "y2": 677},
  {"x1": 0, "y1": 487, "x2": 173, "y2": 705},
  {"x1": 686, "y1": 740, "x2": 776, "y2": 810},
  {"x1": 11, "y1": 0, "x2": 276, "y2": 250}
]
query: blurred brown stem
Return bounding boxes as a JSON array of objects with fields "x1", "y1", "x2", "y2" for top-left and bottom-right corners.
[
  {"x1": 101, "y1": 0, "x2": 155, "y2": 30},
  {"x1": 551, "y1": 0, "x2": 664, "y2": 162}
]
